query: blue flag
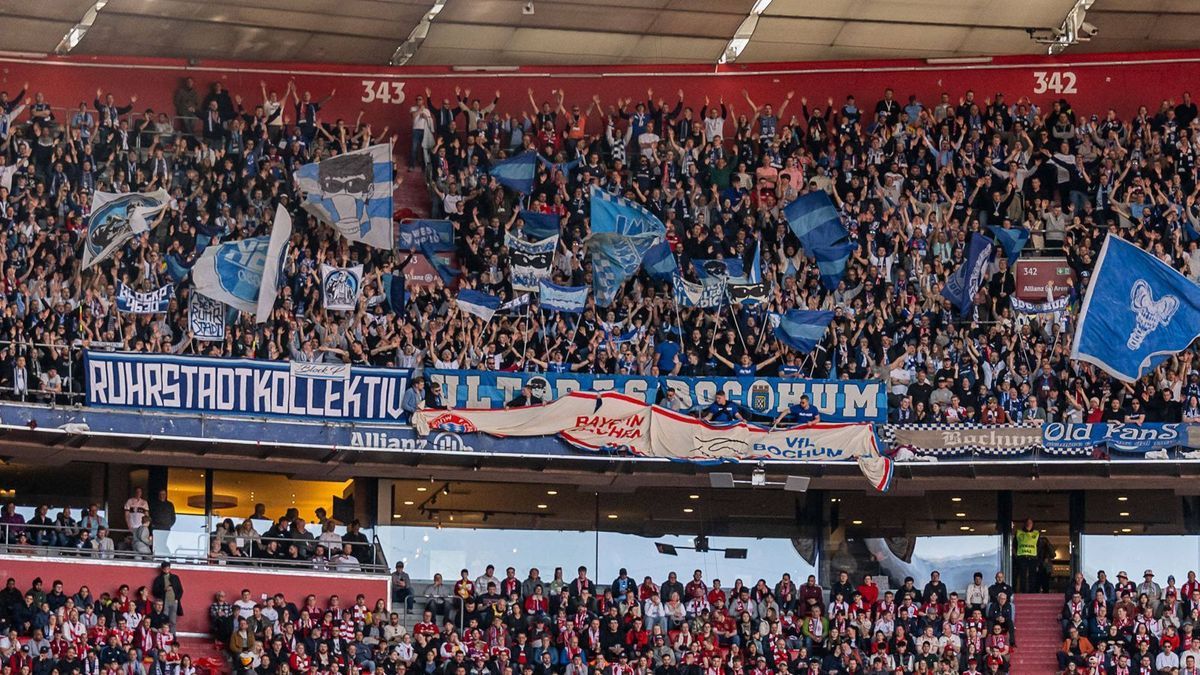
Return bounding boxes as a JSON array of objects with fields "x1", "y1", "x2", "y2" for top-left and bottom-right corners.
[
  {"x1": 748, "y1": 240, "x2": 762, "y2": 284},
  {"x1": 381, "y1": 272, "x2": 406, "y2": 315},
  {"x1": 538, "y1": 155, "x2": 582, "y2": 176},
  {"x1": 1071, "y1": 235, "x2": 1200, "y2": 382},
  {"x1": 941, "y1": 232, "x2": 994, "y2": 314},
  {"x1": 989, "y1": 225, "x2": 1029, "y2": 266},
  {"x1": 538, "y1": 281, "x2": 589, "y2": 314},
  {"x1": 457, "y1": 289, "x2": 502, "y2": 322},
  {"x1": 783, "y1": 191, "x2": 856, "y2": 290},
  {"x1": 398, "y1": 219, "x2": 455, "y2": 252},
  {"x1": 519, "y1": 210, "x2": 560, "y2": 240},
  {"x1": 642, "y1": 241, "x2": 678, "y2": 281},
  {"x1": 672, "y1": 273, "x2": 725, "y2": 309},
  {"x1": 587, "y1": 187, "x2": 666, "y2": 306},
  {"x1": 489, "y1": 152, "x2": 538, "y2": 194},
  {"x1": 421, "y1": 243, "x2": 461, "y2": 286},
  {"x1": 692, "y1": 258, "x2": 744, "y2": 281},
  {"x1": 774, "y1": 310, "x2": 834, "y2": 353}
]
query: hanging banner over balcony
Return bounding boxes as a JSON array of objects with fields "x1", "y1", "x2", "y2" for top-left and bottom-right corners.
[
  {"x1": 84, "y1": 351, "x2": 410, "y2": 422},
  {"x1": 427, "y1": 370, "x2": 887, "y2": 422}
]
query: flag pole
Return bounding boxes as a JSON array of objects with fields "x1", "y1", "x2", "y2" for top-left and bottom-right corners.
[{"x1": 728, "y1": 297, "x2": 748, "y2": 353}]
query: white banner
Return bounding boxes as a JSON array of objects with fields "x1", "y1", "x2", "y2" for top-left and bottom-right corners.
[
  {"x1": 416, "y1": 391, "x2": 890, "y2": 489},
  {"x1": 188, "y1": 293, "x2": 226, "y2": 341},
  {"x1": 321, "y1": 264, "x2": 365, "y2": 311},
  {"x1": 290, "y1": 362, "x2": 352, "y2": 381}
]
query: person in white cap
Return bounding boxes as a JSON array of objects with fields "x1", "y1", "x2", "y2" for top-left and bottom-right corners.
[{"x1": 1138, "y1": 569, "x2": 1162, "y2": 610}]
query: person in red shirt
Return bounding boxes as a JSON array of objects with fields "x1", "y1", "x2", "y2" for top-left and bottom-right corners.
[
  {"x1": 857, "y1": 575, "x2": 880, "y2": 607},
  {"x1": 981, "y1": 396, "x2": 1008, "y2": 424},
  {"x1": 707, "y1": 580, "x2": 726, "y2": 607}
]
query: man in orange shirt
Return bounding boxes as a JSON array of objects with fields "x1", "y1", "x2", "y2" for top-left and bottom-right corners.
[{"x1": 1056, "y1": 626, "x2": 1093, "y2": 671}]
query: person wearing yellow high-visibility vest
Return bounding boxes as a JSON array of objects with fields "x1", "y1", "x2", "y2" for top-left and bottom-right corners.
[{"x1": 1013, "y1": 517, "x2": 1041, "y2": 593}]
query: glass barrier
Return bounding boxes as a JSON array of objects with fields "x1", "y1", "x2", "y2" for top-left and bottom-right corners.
[
  {"x1": 1080, "y1": 534, "x2": 1200, "y2": 581},
  {"x1": 374, "y1": 524, "x2": 819, "y2": 587},
  {"x1": 825, "y1": 534, "x2": 1004, "y2": 593}
]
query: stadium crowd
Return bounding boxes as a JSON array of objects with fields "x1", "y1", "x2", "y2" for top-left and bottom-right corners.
[{"x1": 3, "y1": 77, "x2": 1200, "y2": 424}]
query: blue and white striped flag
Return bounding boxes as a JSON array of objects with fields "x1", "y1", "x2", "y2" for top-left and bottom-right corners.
[
  {"x1": 296, "y1": 143, "x2": 394, "y2": 250},
  {"x1": 784, "y1": 191, "x2": 856, "y2": 290},
  {"x1": 456, "y1": 289, "x2": 502, "y2": 322},
  {"x1": 587, "y1": 186, "x2": 666, "y2": 306},
  {"x1": 489, "y1": 152, "x2": 538, "y2": 194}
]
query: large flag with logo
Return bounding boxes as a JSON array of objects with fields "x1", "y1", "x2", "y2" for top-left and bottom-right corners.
[
  {"x1": 1072, "y1": 235, "x2": 1200, "y2": 382},
  {"x1": 489, "y1": 152, "x2": 538, "y2": 194},
  {"x1": 505, "y1": 233, "x2": 557, "y2": 292},
  {"x1": 941, "y1": 232, "x2": 994, "y2": 314},
  {"x1": 192, "y1": 205, "x2": 292, "y2": 323},
  {"x1": 415, "y1": 391, "x2": 890, "y2": 491},
  {"x1": 321, "y1": 264, "x2": 365, "y2": 311},
  {"x1": 397, "y1": 219, "x2": 454, "y2": 252},
  {"x1": 83, "y1": 189, "x2": 171, "y2": 268},
  {"x1": 784, "y1": 191, "x2": 856, "y2": 290},
  {"x1": 296, "y1": 143, "x2": 393, "y2": 250},
  {"x1": 587, "y1": 187, "x2": 666, "y2": 306},
  {"x1": 672, "y1": 273, "x2": 725, "y2": 309}
]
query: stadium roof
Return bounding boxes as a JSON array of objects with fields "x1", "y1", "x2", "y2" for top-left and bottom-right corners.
[{"x1": 3, "y1": 0, "x2": 1198, "y2": 66}]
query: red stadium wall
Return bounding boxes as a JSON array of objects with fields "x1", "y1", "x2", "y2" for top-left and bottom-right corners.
[
  {"x1": 0, "y1": 555, "x2": 389, "y2": 635},
  {"x1": 2, "y1": 50, "x2": 1199, "y2": 145}
]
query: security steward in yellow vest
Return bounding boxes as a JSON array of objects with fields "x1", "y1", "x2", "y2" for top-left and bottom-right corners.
[{"x1": 1014, "y1": 517, "x2": 1041, "y2": 593}]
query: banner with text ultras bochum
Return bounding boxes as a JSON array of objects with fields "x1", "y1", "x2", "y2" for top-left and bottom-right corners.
[
  {"x1": 85, "y1": 352, "x2": 411, "y2": 422},
  {"x1": 428, "y1": 370, "x2": 886, "y2": 423}
]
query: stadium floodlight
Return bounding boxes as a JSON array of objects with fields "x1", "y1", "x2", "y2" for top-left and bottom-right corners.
[
  {"x1": 55, "y1": 0, "x2": 109, "y2": 55},
  {"x1": 709, "y1": 473, "x2": 735, "y2": 489},
  {"x1": 784, "y1": 476, "x2": 812, "y2": 493},
  {"x1": 717, "y1": 0, "x2": 775, "y2": 64},
  {"x1": 654, "y1": 539, "x2": 745, "y2": 559},
  {"x1": 709, "y1": 465, "x2": 809, "y2": 491}
]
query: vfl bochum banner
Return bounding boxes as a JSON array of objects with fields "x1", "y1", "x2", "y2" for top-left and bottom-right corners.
[
  {"x1": 426, "y1": 370, "x2": 887, "y2": 422},
  {"x1": 85, "y1": 352, "x2": 411, "y2": 422}
]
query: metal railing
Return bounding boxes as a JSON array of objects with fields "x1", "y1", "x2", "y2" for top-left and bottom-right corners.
[
  {"x1": 0, "y1": 521, "x2": 388, "y2": 575},
  {"x1": 0, "y1": 340, "x2": 85, "y2": 405}
]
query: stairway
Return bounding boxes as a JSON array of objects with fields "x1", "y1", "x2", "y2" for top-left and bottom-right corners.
[
  {"x1": 1012, "y1": 594, "x2": 1063, "y2": 674},
  {"x1": 396, "y1": 155, "x2": 432, "y2": 219},
  {"x1": 176, "y1": 635, "x2": 230, "y2": 675}
]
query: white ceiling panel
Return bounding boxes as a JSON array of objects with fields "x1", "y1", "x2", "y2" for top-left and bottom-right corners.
[{"x1": 2, "y1": 0, "x2": 1189, "y2": 66}]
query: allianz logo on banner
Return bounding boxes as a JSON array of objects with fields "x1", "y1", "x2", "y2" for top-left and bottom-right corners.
[{"x1": 349, "y1": 430, "x2": 473, "y2": 453}]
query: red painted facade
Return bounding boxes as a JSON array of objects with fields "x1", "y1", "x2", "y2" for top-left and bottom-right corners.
[
  {"x1": 0, "y1": 555, "x2": 389, "y2": 635},
  {"x1": 1, "y1": 50, "x2": 1197, "y2": 145}
]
